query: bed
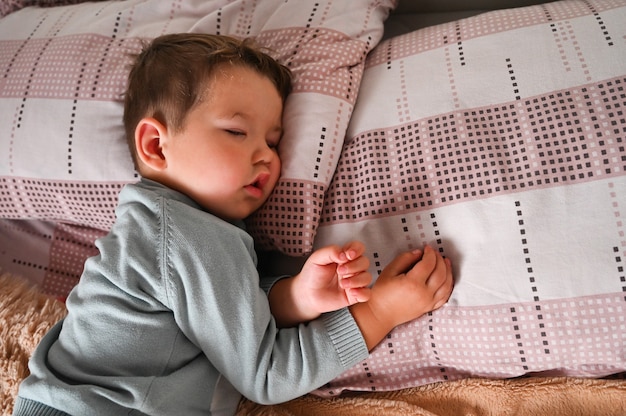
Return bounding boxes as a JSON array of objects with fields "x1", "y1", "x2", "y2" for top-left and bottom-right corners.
[{"x1": 1, "y1": 0, "x2": 625, "y2": 414}]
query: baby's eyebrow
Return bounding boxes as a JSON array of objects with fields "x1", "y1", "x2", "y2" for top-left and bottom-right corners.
[
  {"x1": 225, "y1": 111, "x2": 246, "y2": 120},
  {"x1": 219, "y1": 111, "x2": 283, "y2": 134}
]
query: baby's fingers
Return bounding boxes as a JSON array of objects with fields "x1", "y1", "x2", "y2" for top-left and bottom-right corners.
[
  {"x1": 425, "y1": 250, "x2": 450, "y2": 288},
  {"x1": 337, "y1": 255, "x2": 370, "y2": 278},
  {"x1": 405, "y1": 245, "x2": 438, "y2": 281},
  {"x1": 339, "y1": 270, "x2": 372, "y2": 289},
  {"x1": 346, "y1": 287, "x2": 372, "y2": 305},
  {"x1": 432, "y1": 258, "x2": 454, "y2": 309},
  {"x1": 341, "y1": 241, "x2": 366, "y2": 262},
  {"x1": 380, "y1": 249, "x2": 424, "y2": 278}
]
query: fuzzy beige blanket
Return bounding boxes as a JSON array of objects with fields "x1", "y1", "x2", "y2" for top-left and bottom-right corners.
[{"x1": 1, "y1": 270, "x2": 624, "y2": 416}]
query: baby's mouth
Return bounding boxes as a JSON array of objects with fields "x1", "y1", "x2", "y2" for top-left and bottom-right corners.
[{"x1": 246, "y1": 173, "x2": 270, "y2": 196}]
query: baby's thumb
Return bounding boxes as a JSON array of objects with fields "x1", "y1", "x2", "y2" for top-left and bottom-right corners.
[
  {"x1": 308, "y1": 244, "x2": 345, "y2": 267},
  {"x1": 384, "y1": 249, "x2": 423, "y2": 275}
]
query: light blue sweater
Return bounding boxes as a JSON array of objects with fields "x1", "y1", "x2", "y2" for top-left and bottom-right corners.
[{"x1": 14, "y1": 179, "x2": 368, "y2": 416}]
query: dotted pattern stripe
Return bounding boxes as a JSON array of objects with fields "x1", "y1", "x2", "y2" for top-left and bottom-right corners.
[
  {"x1": 608, "y1": 181, "x2": 626, "y2": 300},
  {"x1": 321, "y1": 76, "x2": 626, "y2": 225},
  {"x1": 0, "y1": 29, "x2": 365, "y2": 102},
  {"x1": 257, "y1": 29, "x2": 369, "y2": 103},
  {"x1": 0, "y1": 0, "x2": 393, "y2": 257},
  {"x1": 247, "y1": 178, "x2": 324, "y2": 255},
  {"x1": 584, "y1": 0, "x2": 616, "y2": 46},
  {"x1": 1, "y1": 1, "x2": 88, "y2": 18},
  {"x1": 2, "y1": 0, "x2": 625, "y2": 394},
  {"x1": 312, "y1": 0, "x2": 626, "y2": 393},
  {"x1": 365, "y1": 0, "x2": 625, "y2": 68},
  {"x1": 515, "y1": 200, "x2": 552, "y2": 367},
  {"x1": 320, "y1": 292, "x2": 626, "y2": 395},
  {"x1": 0, "y1": 218, "x2": 104, "y2": 298},
  {"x1": 0, "y1": 177, "x2": 124, "y2": 230}
]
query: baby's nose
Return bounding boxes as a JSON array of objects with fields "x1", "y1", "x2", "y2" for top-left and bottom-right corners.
[{"x1": 254, "y1": 141, "x2": 275, "y2": 164}]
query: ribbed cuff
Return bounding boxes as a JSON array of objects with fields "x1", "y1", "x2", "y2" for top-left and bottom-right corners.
[
  {"x1": 12, "y1": 397, "x2": 71, "y2": 416},
  {"x1": 258, "y1": 274, "x2": 289, "y2": 295},
  {"x1": 321, "y1": 307, "x2": 369, "y2": 369}
]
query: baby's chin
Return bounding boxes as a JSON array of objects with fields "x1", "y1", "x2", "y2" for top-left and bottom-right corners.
[{"x1": 220, "y1": 204, "x2": 265, "y2": 222}]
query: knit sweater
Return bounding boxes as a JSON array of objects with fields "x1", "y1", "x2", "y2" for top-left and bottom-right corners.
[{"x1": 14, "y1": 179, "x2": 368, "y2": 416}]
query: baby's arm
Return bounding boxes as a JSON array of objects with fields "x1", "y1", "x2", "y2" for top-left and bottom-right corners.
[
  {"x1": 350, "y1": 245, "x2": 454, "y2": 349},
  {"x1": 268, "y1": 241, "x2": 372, "y2": 327}
]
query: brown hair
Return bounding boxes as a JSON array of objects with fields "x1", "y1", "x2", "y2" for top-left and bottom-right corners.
[{"x1": 123, "y1": 33, "x2": 292, "y2": 168}]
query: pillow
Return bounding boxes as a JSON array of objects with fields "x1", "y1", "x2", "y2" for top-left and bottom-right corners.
[
  {"x1": 0, "y1": 0, "x2": 97, "y2": 18},
  {"x1": 313, "y1": 0, "x2": 626, "y2": 395},
  {"x1": 0, "y1": 0, "x2": 394, "y2": 296}
]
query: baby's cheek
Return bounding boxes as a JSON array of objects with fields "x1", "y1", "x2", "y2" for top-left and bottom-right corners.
[{"x1": 271, "y1": 159, "x2": 282, "y2": 185}]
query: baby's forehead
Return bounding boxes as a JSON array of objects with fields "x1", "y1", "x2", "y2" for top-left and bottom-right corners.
[{"x1": 200, "y1": 63, "x2": 279, "y2": 98}]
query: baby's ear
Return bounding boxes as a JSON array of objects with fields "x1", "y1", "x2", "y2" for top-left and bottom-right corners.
[{"x1": 135, "y1": 117, "x2": 167, "y2": 171}]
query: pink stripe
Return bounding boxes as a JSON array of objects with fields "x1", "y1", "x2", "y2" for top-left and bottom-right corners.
[
  {"x1": 0, "y1": 177, "x2": 128, "y2": 229},
  {"x1": 366, "y1": 0, "x2": 626, "y2": 68},
  {"x1": 247, "y1": 178, "x2": 325, "y2": 254},
  {"x1": 257, "y1": 28, "x2": 367, "y2": 104},
  {"x1": 0, "y1": 35, "x2": 141, "y2": 101},
  {"x1": 319, "y1": 292, "x2": 626, "y2": 395},
  {"x1": 0, "y1": 218, "x2": 105, "y2": 299},
  {"x1": 0, "y1": 27, "x2": 367, "y2": 103},
  {"x1": 320, "y1": 76, "x2": 626, "y2": 225}
]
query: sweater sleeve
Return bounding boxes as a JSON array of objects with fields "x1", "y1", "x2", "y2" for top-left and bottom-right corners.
[
  {"x1": 161, "y1": 201, "x2": 369, "y2": 404},
  {"x1": 257, "y1": 273, "x2": 287, "y2": 295}
]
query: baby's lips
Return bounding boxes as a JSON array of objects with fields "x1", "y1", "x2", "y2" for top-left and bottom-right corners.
[{"x1": 253, "y1": 172, "x2": 270, "y2": 190}]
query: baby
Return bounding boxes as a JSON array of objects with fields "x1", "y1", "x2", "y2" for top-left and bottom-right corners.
[{"x1": 14, "y1": 33, "x2": 453, "y2": 416}]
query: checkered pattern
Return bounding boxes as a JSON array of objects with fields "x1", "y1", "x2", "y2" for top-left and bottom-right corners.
[
  {"x1": 324, "y1": 293, "x2": 625, "y2": 394},
  {"x1": 0, "y1": 0, "x2": 394, "y2": 295},
  {"x1": 313, "y1": 0, "x2": 626, "y2": 394}
]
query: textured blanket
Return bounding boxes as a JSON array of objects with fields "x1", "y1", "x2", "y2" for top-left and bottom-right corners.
[{"x1": 1, "y1": 270, "x2": 624, "y2": 416}]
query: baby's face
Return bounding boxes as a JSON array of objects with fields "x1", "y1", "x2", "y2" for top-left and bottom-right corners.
[{"x1": 161, "y1": 65, "x2": 284, "y2": 220}]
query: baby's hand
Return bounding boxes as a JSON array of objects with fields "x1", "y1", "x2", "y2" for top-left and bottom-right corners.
[
  {"x1": 268, "y1": 241, "x2": 372, "y2": 327},
  {"x1": 368, "y1": 245, "x2": 453, "y2": 330},
  {"x1": 294, "y1": 241, "x2": 372, "y2": 316}
]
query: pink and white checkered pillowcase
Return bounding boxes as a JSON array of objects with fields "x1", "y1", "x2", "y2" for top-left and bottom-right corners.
[
  {"x1": 312, "y1": 0, "x2": 626, "y2": 394},
  {"x1": 0, "y1": 218, "x2": 104, "y2": 298},
  {"x1": 0, "y1": 0, "x2": 100, "y2": 17},
  {"x1": 0, "y1": 0, "x2": 395, "y2": 295},
  {"x1": 0, "y1": 0, "x2": 395, "y2": 254}
]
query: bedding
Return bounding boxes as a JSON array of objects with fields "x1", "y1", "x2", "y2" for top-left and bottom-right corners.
[
  {"x1": 0, "y1": 0, "x2": 392, "y2": 297},
  {"x1": 310, "y1": 0, "x2": 626, "y2": 395},
  {"x1": 0, "y1": 0, "x2": 93, "y2": 18},
  {"x1": 1, "y1": 269, "x2": 625, "y2": 416},
  {"x1": 1, "y1": 0, "x2": 626, "y2": 415}
]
